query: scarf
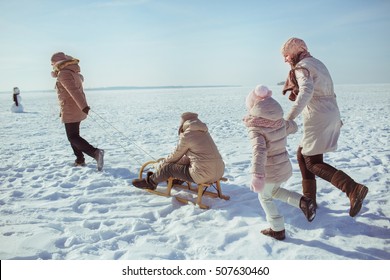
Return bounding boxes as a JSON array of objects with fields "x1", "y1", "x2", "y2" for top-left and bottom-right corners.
[
  {"x1": 243, "y1": 115, "x2": 284, "y2": 129},
  {"x1": 282, "y1": 69, "x2": 300, "y2": 101},
  {"x1": 13, "y1": 94, "x2": 19, "y2": 106},
  {"x1": 282, "y1": 51, "x2": 312, "y2": 101}
]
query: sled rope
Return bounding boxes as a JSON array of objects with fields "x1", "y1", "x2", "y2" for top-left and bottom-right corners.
[
  {"x1": 88, "y1": 113, "x2": 144, "y2": 166},
  {"x1": 89, "y1": 109, "x2": 157, "y2": 164}
]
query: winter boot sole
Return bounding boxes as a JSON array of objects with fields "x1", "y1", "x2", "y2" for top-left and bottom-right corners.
[{"x1": 349, "y1": 185, "x2": 368, "y2": 217}]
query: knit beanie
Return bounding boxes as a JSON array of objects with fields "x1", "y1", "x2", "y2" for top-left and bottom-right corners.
[
  {"x1": 246, "y1": 85, "x2": 272, "y2": 110},
  {"x1": 13, "y1": 87, "x2": 20, "y2": 94},
  {"x1": 51, "y1": 52, "x2": 68, "y2": 64},
  {"x1": 281, "y1": 37, "x2": 308, "y2": 56}
]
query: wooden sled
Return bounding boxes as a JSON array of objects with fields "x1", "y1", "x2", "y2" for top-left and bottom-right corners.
[{"x1": 138, "y1": 160, "x2": 230, "y2": 209}]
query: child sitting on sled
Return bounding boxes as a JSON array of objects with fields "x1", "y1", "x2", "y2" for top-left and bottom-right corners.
[
  {"x1": 243, "y1": 85, "x2": 316, "y2": 241},
  {"x1": 132, "y1": 112, "x2": 225, "y2": 190}
]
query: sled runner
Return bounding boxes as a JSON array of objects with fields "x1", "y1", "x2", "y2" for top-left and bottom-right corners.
[{"x1": 137, "y1": 159, "x2": 230, "y2": 209}]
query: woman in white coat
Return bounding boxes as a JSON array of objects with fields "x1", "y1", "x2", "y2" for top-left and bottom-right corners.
[{"x1": 281, "y1": 37, "x2": 368, "y2": 217}]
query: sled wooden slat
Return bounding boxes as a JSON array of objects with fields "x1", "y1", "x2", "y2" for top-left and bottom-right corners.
[
  {"x1": 175, "y1": 195, "x2": 209, "y2": 210},
  {"x1": 172, "y1": 178, "x2": 230, "y2": 209},
  {"x1": 145, "y1": 189, "x2": 171, "y2": 197},
  {"x1": 138, "y1": 160, "x2": 229, "y2": 209}
]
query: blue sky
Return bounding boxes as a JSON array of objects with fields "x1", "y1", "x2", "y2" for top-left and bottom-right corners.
[{"x1": 0, "y1": 0, "x2": 389, "y2": 91}]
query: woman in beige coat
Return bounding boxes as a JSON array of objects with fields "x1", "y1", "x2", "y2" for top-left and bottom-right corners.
[
  {"x1": 244, "y1": 85, "x2": 315, "y2": 240},
  {"x1": 132, "y1": 112, "x2": 225, "y2": 189},
  {"x1": 51, "y1": 52, "x2": 104, "y2": 171},
  {"x1": 281, "y1": 38, "x2": 368, "y2": 217}
]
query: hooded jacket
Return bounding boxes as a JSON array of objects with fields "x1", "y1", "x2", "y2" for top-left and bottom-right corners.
[
  {"x1": 246, "y1": 97, "x2": 298, "y2": 183},
  {"x1": 54, "y1": 59, "x2": 88, "y2": 123},
  {"x1": 286, "y1": 56, "x2": 342, "y2": 156},
  {"x1": 165, "y1": 117, "x2": 225, "y2": 184}
]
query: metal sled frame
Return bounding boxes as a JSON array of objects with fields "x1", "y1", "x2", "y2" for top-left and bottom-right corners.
[{"x1": 138, "y1": 160, "x2": 230, "y2": 209}]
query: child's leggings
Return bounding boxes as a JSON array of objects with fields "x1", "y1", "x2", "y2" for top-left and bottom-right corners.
[{"x1": 258, "y1": 182, "x2": 301, "y2": 231}]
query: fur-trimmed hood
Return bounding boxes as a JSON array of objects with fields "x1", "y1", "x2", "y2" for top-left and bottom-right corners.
[{"x1": 55, "y1": 59, "x2": 80, "y2": 72}]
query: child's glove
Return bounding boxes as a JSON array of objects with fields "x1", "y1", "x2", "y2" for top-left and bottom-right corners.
[{"x1": 250, "y1": 174, "x2": 265, "y2": 193}]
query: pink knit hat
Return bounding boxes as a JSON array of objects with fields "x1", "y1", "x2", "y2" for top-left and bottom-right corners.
[
  {"x1": 246, "y1": 85, "x2": 272, "y2": 110},
  {"x1": 281, "y1": 37, "x2": 308, "y2": 56}
]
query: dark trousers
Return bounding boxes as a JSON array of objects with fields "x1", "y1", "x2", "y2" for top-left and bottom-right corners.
[
  {"x1": 151, "y1": 163, "x2": 194, "y2": 184},
  {"x1": 297, "y1": 147, "x2": 338, "y2": 182},
  {"x1": 65, "y1": 122, "x2": 96, "y2": 163}
]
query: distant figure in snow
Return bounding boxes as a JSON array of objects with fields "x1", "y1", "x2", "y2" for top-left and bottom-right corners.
[
  {"x1": 11, "y1": 87, "x2": 24, "y2": 113},
  {"x1": 243, "y1": 85, "x2": 316, "y2": 241},
  {"x1": 51, "y1": 52, "x2": 104, "y2": 170},
  {"x1": 281, "y1": 37, "x2": 368, "y2": 217},
  {"x1": 132, "y1": 112, "x2": 225, "y2": 190}
]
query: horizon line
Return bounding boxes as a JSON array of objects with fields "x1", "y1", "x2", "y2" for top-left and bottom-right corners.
[
  {"x1": 0, "y1": 84, "x2": 242, "y2": 94},
  {"x1": 1, "y1": 82, "x2": 390, "y2": 94}
]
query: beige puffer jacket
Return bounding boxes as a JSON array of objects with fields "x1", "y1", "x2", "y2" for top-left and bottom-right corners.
[
  {"x1": 54, "y1": 59, "x2": 88, "y2": 123},
  {"x1": 247, "y1": 97, "x2": 298, "y2": 183},
  {"x1": 165, "y1": 118, "x2": 225, "y2": 184},
  {"x1": 286, "y1": 56, "x2": 342, "y2": 156}
]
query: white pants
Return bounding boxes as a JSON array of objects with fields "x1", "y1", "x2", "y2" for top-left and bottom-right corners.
[{"x1": 258, "y1": 182, "x2": 302, "y2": 231}]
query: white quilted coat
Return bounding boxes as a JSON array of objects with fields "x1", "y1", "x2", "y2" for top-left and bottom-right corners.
[
  {"x1": 286, "y1": 56, "x2": 343, "y2": 156},
  {"x1": 247, "y1": 97, "x2": 298, "y2": 183}
]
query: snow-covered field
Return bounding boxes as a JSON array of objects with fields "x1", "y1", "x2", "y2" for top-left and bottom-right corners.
[{"x1": 0, "y1": 84, "x2": 389, "y2": 260}]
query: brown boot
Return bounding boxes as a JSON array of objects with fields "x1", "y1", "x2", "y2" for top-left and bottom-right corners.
[
  {"x1": 302, "y1": 179, "x2": 317, "y2": 208},
  {"x1": 260, "y1": 228, "x2": 286, "y2": 240},
  {"x1": 331, "y1": 170, "x2": 368, "y2": 217},
  {"x1": 132, "y1": 172, "x2": 157, "y2": 190},
  {"x1": 299, "y1": 196, "x2": 316, "y2": 222},
  {"x1": 348, "y1": 184, "x2": 368, "y2": 217}
]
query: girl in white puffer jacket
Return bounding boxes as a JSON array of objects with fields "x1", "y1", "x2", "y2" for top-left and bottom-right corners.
[{"x1": 244, "y1": 84, "x2": 315, "y2": 240}]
